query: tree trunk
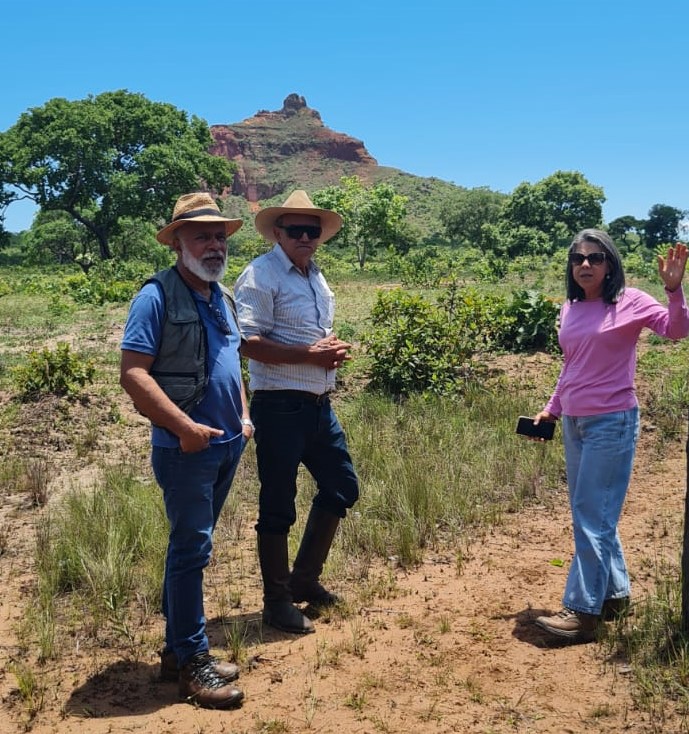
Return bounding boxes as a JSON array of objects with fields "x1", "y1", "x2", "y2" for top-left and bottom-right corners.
[{"x1": 681, "y1": 409, "x2": 689, "y2": 632}]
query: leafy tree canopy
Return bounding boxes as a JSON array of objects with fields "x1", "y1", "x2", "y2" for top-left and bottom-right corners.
[
  {"x1": 440, "y1": 187, "x2": 505, "y2": 250},
  {"x1": 312, "y1": 176, "x2": 408, "y2": 269},
  {"x1": 503, "y1": 170, "x2": 605, "y2": 240},
  {"x1": 0, "y1": 90, "x2": 235, "y2": 260},
  {"x1": 644, "y1": 204, "x2": 687, "y2": 249}
]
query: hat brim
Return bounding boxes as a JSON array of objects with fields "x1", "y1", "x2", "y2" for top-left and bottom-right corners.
[
  {"x1": 255, "y1": 206, "x2": 342, "y2": 244},
  {"x1": 156, "y1": 216, "x2": 243, "y2": 246}
]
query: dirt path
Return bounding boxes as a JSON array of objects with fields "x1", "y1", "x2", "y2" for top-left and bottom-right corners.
[{"x1": 0, "y1": 424, "x2": 686, "y2": 733}]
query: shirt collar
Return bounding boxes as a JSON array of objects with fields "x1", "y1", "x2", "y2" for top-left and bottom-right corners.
[{"x1": 271, "y1": 243, "x2": 319, "y2": 276}]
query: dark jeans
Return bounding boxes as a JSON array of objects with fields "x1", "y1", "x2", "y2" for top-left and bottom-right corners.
[
  {"x1": 152, "y1": 438, "x2": 244, "y2": 667},
  {"x1": 250, "y1": 391, "x2": 359, "y2": 534}
]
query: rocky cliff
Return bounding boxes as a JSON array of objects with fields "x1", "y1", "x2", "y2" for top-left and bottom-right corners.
[{"x1": 210, "y1": 94, "x2": 379, "y2": 202}]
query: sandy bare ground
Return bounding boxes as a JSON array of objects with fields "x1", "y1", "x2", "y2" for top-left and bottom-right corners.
[{"x1": 0, "y1": 393, "x2": 687, "y2": 734}]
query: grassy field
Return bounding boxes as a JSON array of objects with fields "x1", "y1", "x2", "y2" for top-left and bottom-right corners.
[{"x1": 2, "y1": 255, "x2": 689, "y2": 729}]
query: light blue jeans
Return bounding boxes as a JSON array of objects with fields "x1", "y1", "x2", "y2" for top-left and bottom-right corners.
[
  {"x1": 561, "y1": 408, "x2": 639, "y2": 615},
  {"x1": 152, "y1": 438, "x2": 245, "y2": 667}
]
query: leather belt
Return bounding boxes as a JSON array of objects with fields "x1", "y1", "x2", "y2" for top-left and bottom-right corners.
[{"x1": 253, "y1": 389, "x2": 331, "y2": 405}]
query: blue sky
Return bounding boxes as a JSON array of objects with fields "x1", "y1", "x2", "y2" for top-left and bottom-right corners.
[{"x1": 2, "y1": 0, "x2": 687, "y2": 232}]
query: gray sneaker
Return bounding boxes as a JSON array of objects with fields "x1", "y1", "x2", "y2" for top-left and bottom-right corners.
[{"x1": 535, "y1": 608, "x2": 600, "y2": 642}]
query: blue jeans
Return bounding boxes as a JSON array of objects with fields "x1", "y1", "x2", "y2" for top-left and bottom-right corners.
[
  {"x1": 561, "y1": 408, "x2": 639, "y2": 615},
  {"x1": 250, "y1": 391, "x2": 359, "y2": 534},
  {"x1": 152, "y1": 438, "x2": 244, "y2": 667}
]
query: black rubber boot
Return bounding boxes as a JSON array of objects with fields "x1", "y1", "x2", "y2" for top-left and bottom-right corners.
[
  {"x1": 290, "y1": 506, "x2": 341, "y2": 607},
  {"x1": 257, "y1": 533, "x2": 314, "y2": 634}
]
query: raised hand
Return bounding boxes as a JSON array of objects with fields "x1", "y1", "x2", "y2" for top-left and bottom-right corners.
[{"x1": 657, "y1": 242, "x2": 689, "y2": 293}]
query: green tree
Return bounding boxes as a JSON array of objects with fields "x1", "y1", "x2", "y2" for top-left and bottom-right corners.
[
  {"x1": 503, "y1": 170, "x2": 605, "y2": 240},
  {"x1": 608, "y1": 215, "x2": 645, "y2": 248},
  {"x1": 440, "y1": 187, "x2": 504, "y2": 250},
  {"x1": 312, "y1": 176, "x2": 408, "y2": 269},
  {"x1": 644, "y1": 204, "x2": 686, "y2": 249},
  {"x1": 22, "y1": 210, "x2": 92, "y2": 267},
  {"x1": 0, "y1": 90, "x2": 235, "y2": 261}
]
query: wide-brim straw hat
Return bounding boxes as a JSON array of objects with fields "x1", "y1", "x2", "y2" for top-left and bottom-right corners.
[
  {"x1": 156, "y1": 192, "x2": 243, "y2": 246},
  {"x1": 254, "y1": 190, "x2": 343, "y2": 243}
]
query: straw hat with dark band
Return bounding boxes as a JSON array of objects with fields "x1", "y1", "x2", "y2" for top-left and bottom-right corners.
[
  {"x1": 156, "y1": 192, "x2": 243, "y2": 246},
  {"x1": 254, "y1": 190, "x2": 342, "y2": 243}
]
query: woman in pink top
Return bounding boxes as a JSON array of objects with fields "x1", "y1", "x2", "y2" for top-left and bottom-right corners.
[{"x1": 532, "y1": 229, "x2": 689, "y2": 643}]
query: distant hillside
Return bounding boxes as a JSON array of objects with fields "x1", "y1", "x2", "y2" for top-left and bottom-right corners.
[{"x1": 210, "y1": 93, "x2": 464, "y2": 238}]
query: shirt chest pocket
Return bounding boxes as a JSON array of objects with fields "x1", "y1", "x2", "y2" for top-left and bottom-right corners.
[{"x1": 316, "y1": 291, "x2": 335, "y2": 330}]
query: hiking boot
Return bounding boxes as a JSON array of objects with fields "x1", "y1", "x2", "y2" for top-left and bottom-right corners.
[
  {"x1": 179, "y1": 653, "x2": 244, "y2": 709},
  {"x1": 160, "y1": 649, "x2": 239, "y2": 682},
  {"x1": 534, "y1": 608, "x2": 600, "y2": 642},
  {"x1": 601, "y1": 596, "x2": 631, "y2": 621}
]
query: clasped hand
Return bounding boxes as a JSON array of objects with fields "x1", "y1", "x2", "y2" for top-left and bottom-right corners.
[{"x1": 310, "y1": 334, "x2": 352, "y2": 369}]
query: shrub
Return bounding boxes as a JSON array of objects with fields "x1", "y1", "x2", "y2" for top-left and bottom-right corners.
[
  {"x1": 363, "y1": 287, "x2": 497, "y2": 396},
  {"x1": 64, "y1": 259, "x2": 153, "y2": 305},
  {"x1": 12, "y1": 342, "x2": 95, "y2": 400},
  {"x1": 498, "y1": 289, "x2": 561, "y2": 353}
]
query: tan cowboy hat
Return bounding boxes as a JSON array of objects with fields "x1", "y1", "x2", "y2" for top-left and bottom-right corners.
[
  {"x1": 156, "y1": 192, "x2": 243, "y2": 246},
  {"x1": 254, "y1": 190, "x2": 343, "y2": 243}
]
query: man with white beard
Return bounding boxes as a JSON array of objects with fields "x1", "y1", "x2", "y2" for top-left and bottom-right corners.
[{"x1": 120, "y1": 192, "x2": 252, "y2": 710}]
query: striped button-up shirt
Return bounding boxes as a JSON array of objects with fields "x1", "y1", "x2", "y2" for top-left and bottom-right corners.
[{"x1": 234, "y1": 244, "x2": 336, "y2": 394}]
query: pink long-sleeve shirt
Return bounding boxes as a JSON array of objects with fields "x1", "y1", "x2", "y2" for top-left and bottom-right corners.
[{"x1": 544, "y1": 287, "x2": 689, "y2": 418}]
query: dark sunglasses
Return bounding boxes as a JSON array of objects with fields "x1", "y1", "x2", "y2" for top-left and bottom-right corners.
[
  {"x1": 569, "y1": 252, "x2": 606, "y2": 266},
  {"x1": 276, "y1": 224, "x2": 322, "y2": 241},
  {"x1": 208, "y1": 302, "x2": 232, "y2": 335}
]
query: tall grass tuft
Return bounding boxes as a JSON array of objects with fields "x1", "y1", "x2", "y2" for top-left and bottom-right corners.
[
  {"x1": 34, "y1": 465, "x2": 167, "y2": 636},
  {"x1": 336, "y1": 386, "x2": 563, "y2": 566},
  {"x1": 605, "y1": 566, "x2": 689, "y2": 720}
]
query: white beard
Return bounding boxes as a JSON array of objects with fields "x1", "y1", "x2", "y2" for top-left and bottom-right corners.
[{"x1": 181, "y1": 248, "x2": 227, "y2": 282}]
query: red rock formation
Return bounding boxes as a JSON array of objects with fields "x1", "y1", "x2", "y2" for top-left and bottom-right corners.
[{"x1": 210, "y1": 94, "x2": 378, "y2": 202}]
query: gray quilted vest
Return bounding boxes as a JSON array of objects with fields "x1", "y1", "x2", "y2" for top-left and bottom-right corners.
[{"x1": 146, "y1": 267, "x2": 236, "y2": 414}]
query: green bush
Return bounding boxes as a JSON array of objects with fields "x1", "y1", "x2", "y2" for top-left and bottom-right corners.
[
  {"x1": 64, "y1": 259, "x2": 153, "y2": 305},
  {"x1": 498, "y1": 289, "x2": 561, "y2": 353},
  {"x1": 12, "y1": 342, "x2": 96, "y2": 400},
  {"x1": 363, "y1": 287, "x2": 498, "y2": 396},
  {"x1": 363, "y1": 283, "x2": 562, "y2": 397}
]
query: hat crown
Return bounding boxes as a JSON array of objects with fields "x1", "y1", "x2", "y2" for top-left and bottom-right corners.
[
  {"x1": 172, "y1": 192, "x2": 220, "y2": 220},
  {"x1": 279, "y1": 190, "x2": 317, "y2": 210}
]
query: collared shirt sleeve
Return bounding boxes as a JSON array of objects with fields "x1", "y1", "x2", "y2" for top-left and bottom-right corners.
[{"x1": 234, "y1": 262, "x2": 276, "y2": 340}]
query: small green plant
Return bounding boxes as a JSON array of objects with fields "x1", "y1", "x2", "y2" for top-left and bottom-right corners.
[
  {"x1": 9, "y1": 661, "x2": 45, "y2": 719},
  {"x1": 344, "y1": 689, "x2": 367, "y2": 711},
  {"x1": 12, "y1": 342, "x2": 95, "y2": 400},
  {"x1": 223, "y1": 619, "x2": 250, "y2": 666},
  {"x1": 499, "y1": 289, "x2": 561, "y2": 353}
]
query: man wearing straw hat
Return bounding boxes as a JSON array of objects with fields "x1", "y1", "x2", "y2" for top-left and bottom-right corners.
[
  {"x1": 234, "y1": 190, "x2": 360, "y2": 635},
  {"x1": 120, "y1": 192, "x2": 252, "y2": 709}
]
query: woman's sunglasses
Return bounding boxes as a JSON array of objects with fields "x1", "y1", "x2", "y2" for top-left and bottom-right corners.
[{"x1": 568, "y1": 252, "x2": 606, "y2": 266}]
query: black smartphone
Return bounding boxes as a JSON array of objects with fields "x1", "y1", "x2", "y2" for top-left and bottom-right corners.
[{"x1": 516, "y1": 416, "x2": 556, "y2": 441}]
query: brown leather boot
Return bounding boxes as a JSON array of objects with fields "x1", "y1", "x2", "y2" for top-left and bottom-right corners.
[
  {"x1": 178, "y1": 652, "x2": 244, "y2": 709},
  {"x1": 160, "y1": 649, "x2": 239, "y2": 682},
  {"x1": 258, "y1": 533, "x2": 314, "y2": 634},
  {"x1": 290, "y1": 506, "x2": 341, "y2": 607}
]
